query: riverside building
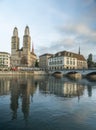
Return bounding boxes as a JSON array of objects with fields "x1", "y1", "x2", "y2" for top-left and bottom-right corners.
[
  {"x1": 39, "y1": 53, "x2": 53, "y2": 70},
  {"x1": 48, "y1": 51, "x2": 88, "y2": 70},
  {"x1": 11, "y1": 26, "x2": 37, "y2": 67},
  {"x1": 0, "y1": 52, "x2": 10, "y2": 68}
]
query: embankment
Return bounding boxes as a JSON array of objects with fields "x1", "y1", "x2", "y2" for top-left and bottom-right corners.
[{"x1": 0, "y1": 71, "x2": 47, "y2": 76}]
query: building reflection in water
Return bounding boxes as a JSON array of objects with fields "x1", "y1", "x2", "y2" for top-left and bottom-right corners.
[
  {"x1": 39, "y1": 77, "x2": 85, "y2": 100},
  {"x1": 10, "y1": 79, "x2": 19, "y2": 120},
  {"x1": 0, "y1": 78, "x2": 10, "y2": 96},
  {"x1": 20, "y1": 79, "x2": 36, "y2": 120},
  {"x1": 87, "y1": 85, "x2": 92, "y2": 97},
  {"x1": 0, "y1": 76, "x2": 94, "y2": 121},
  {"x1": 10, "y1": 77, "x2": 37, "y2": 120}
]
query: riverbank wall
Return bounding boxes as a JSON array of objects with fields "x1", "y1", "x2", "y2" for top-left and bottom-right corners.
[
  {"x1": 0, "y1": 71, "x2": 47, "y2": 76},
  {"x1": 0, "y1": 71, "x2": 96, "y2": 81}
]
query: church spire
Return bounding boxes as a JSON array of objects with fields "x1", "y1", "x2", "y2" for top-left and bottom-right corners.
[
  {"x1": 13, "y1": 27, "x2": 18, "y2": 36},
  {"x1": 32, "y1": 42, "x2": 34, "y2": 53},
  {"x1": 24, "y1": 26, "x2": 30, "y2": 35},
  {"x1": 78, "y1": 46, "x2": 80, "y2": 55},
  {"x1": 11, "y1": 27, "x2": 19, "y2": 51}
]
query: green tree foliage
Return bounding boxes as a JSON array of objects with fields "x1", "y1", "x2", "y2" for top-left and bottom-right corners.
[
  {"x1": 87, "y1": 53, "x2": 94, "y2": 68},
  {"x1": 35, "y1": 60, "x2": 39, "y2": 67}
]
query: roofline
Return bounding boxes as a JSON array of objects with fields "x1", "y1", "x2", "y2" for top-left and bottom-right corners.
[
  {"x1": 48, "y1": 50, "x2": 86, "y2": 61},
  {"x1": 0, "y1": 52, "x2": 10, "y2": 55},
  {"x1": 39, "y1": 53, "x2": 53, "y2": 57}
]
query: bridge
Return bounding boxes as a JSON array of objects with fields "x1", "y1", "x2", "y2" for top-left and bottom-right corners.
[{"x1": 48, "y1": 69, "x2": 96, "y2": 76}]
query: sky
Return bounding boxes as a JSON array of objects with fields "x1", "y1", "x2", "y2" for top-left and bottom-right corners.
[{"x1": 0, "y1": 0, "x2": 96, "y2": 59}]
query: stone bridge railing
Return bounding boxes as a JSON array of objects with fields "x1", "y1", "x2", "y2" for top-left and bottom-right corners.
[{"x1": 48, "y1": 69, "x2": 96, "y2": 76}]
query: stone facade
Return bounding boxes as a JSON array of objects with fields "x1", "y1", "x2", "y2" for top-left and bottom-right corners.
[
  {"x1": 11, "y1": 26, "x2": 37, "y2": 67},
  {"x1": 39, "y1": 53, "x2": 53, "y2": 70}
]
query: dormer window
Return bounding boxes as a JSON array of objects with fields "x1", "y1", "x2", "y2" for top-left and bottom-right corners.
[{"x1": 58, "y1": 53, "x2": 61, "y2": 56}]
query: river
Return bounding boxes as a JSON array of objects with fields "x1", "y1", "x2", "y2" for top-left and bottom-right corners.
[{"x1": 0, "y1": 75, "x2": 96, "y2": 130}]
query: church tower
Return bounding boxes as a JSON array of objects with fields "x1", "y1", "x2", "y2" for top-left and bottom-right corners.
[
  {"x1": 23, "y1": 26, "x2": 31, "y2": 54},
  {"x1": 11, "y1": 27, "x2": 19, "y2": 54},
  {"x1": 11, "y1": 26, "x2": 37, "y2": 67}
]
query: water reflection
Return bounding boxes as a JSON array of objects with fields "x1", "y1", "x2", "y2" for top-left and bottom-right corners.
[
  {"x1": 0, "y1": 76, "x2": 95, "y2": 121},
  {"x1": 10, "y1": 77, "x2": 37, "y2": 120},
  {"x1": 0, "y1": 78, "x2": 10, "y2": 95},
  {"x1": 10, "y1": 79, "x2": 19, "y2": 120},
  {"x1": 87, "y1": 85, "x2": 92, "y2": 97},
  {"x1": 38, "y1": 77, "x2": 85, "y2": 101}
]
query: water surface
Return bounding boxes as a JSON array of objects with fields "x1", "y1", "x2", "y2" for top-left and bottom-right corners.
[{"x1": 0, "y1": 76, "x2": 96, "y2": 130}]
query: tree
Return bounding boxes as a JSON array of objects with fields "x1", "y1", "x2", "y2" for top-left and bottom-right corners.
[
  {"x1": 87, "y1": 53, "x2": 94, "y2": 68},
  {"x1": 35, "y1": 60, "x2": 39, "y2": 67}
]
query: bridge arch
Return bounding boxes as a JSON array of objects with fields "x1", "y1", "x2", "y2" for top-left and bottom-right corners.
[
  {"x1": 87, "y1": 72, "x2": 96, "y2": 76},
  {"x1": 65, "y1": 71, "x2": 82, "y2": 79},
  {"x1": 52, "y1": 71, "x2": 63, "y2": 78},
  {"x1": 66, "y1": 71, "x2": 79, "y2": 75},
  {"x1": 86, "y1": 72, "x2": 96, "y2": 81}
]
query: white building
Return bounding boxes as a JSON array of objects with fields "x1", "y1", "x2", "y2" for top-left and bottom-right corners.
[
  {"x1": 48, "y1": 51, "x2": 87, "y2": 70},
  {"x1": 0, "y1": 52, "x2": 10, "y2": 68}
]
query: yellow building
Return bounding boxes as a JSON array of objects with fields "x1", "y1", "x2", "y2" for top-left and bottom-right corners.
[{"x1": 11, "y1": 26, "x2": 37, "y2": 67}]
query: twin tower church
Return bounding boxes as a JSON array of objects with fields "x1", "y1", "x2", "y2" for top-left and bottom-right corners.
[{"x1": 11, "y1": 26, "x2": 37, "y2": 67}]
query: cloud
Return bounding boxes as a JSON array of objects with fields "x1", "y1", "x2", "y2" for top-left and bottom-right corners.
[
  {"x1": 59, "y1": 24, "x2": 92, "y2": 35},
  {"x1": 59, "y1": 23, "x2": 96, "y2": 41},
  {"x1": 36, "y1": 37, "x2": 77, "y2": 57},
  {"x1": 54, "y1": 22, "x2": 96, "y2": 57},
  {"x1": 36, "y1": 21, "x2": 96, "y2": 57},
  {"x1": 0, "y1": 0, "x2": 96, "y2": 58}
]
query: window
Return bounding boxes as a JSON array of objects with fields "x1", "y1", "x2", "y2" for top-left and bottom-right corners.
[
  {"x1": 73, "y1": 59, "x2": 75, "y2": 65},
  {"x1": 13, "y1": 43, "x2": 16, "y2": 48},
  {"x1": 67, "y1": 60, "x2": 69, "y2": 64},
  {"x1": 73, "y1": 61, "x2": 75, "y2": 65},
  {"x1": 58, "y1": 53, "x2": 61, "y2": 56},
  {"x1": 70, "y1": 60, "x2": 72, "y2": 65},
  {"x1": 60, "y1": 60, "x2": 62, "y2": 64}
]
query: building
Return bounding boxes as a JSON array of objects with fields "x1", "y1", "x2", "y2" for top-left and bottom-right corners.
[
  {"x1": 39, "y1": 53, "x2": 53, "y2": 70},
  {"x1": 38, "y1": 77, "x2": 84, "y2": 98},
  {"x1": 11, "y1": 26, "x2": 37, "y2": 67},
  {"x1": 48, "y1": 51, "x2": 88, "y2": 70},
  {"x1": 0, "y1": 52, "x2": 10, "y2": 68}
]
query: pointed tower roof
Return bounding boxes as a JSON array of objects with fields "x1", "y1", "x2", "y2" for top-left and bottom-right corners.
[
  {"x1": 24, "y1": 25, "x2": 30, "y2": 35},
  {"x1": 13, "y1": 27, "x2": 18, "y2": 36}
]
